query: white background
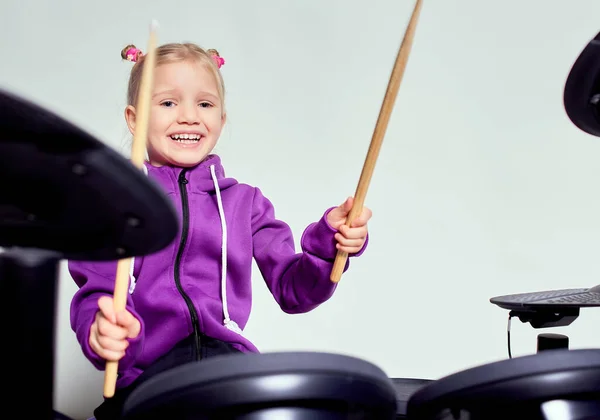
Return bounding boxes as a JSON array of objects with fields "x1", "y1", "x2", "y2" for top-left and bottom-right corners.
[{"x1": 2, "y1": 1, "x2": 600, "y2": 418}]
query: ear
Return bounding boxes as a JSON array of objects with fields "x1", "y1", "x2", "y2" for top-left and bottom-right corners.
[
  {"x1": 221, "y1": 111, "x2": 227, "y2": 127},
  {"x1": 124, "y1": 105, "x2": 137, "y2": 135}
]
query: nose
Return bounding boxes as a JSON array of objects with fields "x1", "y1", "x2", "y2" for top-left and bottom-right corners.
[{"x1": 177, "y1": 102, "x2": 200, "y2": 125}]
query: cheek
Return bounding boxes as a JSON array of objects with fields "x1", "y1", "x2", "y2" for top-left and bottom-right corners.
[
  {"x1": 207, "y1": 112, "x2": 225, "y2": 133},
  {"x1": 148, "y1": 110, "x2": 171, "y2": 139}
]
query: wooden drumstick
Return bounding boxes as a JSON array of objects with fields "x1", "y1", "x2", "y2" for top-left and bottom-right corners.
[
  {"x1": 103, "y1": 19, "x2": 158, "y2": 399},
  {"x1": 330, "y1": 0, "x2": 424, "y2": 283}
]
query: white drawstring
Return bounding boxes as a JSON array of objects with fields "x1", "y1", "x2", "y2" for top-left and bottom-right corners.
[{"x1": 210, "y1": 165, "x2": 242, "y2": 335}]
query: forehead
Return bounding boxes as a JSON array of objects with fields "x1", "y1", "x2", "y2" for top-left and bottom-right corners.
[{"x1": 153, "y1": 60, "x2": 218, "y2": 93}]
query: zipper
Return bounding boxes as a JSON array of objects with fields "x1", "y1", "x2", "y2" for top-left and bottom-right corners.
[{"x1": 174, "y1": 168, "x2": 203, "y2": 360}]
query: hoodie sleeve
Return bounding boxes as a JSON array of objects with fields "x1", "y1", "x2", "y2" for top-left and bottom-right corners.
[
  {"x1": 251, "y1": 187, "x2": 368, "y2": 314},
  {"x1": 68, "y1": 259, "x2": 145, "y2": 371}
]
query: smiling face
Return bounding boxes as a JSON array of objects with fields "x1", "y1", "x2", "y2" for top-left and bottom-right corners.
[{"x1": 125, "y1": 59, "x2": 226, "y2": 167}]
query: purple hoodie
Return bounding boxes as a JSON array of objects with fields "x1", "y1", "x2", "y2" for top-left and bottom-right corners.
[{"x1": 68, "y1": 154, "x2": 366, "y2": 389}]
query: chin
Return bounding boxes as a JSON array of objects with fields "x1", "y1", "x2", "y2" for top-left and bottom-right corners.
[
  {"x1": 175, "y1": 160, "x2": 203, "y2": 168},
  {"x1": 168, "y1": 152, "x2": 210, "y2": 168},
  {"x1": 149, "y1": 142, "x2": 214, "y2": 168}
]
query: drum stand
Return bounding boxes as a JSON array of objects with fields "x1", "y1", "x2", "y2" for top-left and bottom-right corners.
[
  {"x1": 0, "y1": 247, "x2": 62, "y2": 419},
  {"x1": 507, "y1": 309, "x2": 571, "y2": 353},
  {"x1": 507, "y1": 306, "x2": 579, "y2": 355}
]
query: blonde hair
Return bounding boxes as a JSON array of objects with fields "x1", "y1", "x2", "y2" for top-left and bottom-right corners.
[{"x1": 121, "y1": 43, "x2": 226, "y2": 114}]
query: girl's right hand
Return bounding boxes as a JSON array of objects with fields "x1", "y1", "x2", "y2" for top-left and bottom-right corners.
[{"x1": 89, "y1": 295, "x2": 141, "y2": 361}]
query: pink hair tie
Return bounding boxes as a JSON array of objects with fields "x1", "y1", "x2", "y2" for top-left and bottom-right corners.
[
  {"x1": 125, "y1": 47, "x2": 143, "y2": 62},
  {"x1": 213, "y1": 55, "x2": 225, "y2": 69},
  {"x1": 209, "y1": 50, "x2": 225, "y2": 69}
]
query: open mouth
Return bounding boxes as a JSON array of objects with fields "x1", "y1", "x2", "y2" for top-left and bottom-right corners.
[{"x1": 170, "y1": 133, "x2": 202, "y2": 143}]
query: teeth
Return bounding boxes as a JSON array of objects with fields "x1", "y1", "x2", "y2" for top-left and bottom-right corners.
[{"x1": 170, "y1": 133, "x2": 201, "y2": 141}]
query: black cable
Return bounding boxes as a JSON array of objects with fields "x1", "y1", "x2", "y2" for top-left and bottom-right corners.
[{"x1": 507, "y1": 313, "x2": 514, "y2": 359}]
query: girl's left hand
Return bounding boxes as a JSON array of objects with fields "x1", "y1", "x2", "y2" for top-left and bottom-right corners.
[{"x1": 326, "y1": 196, "x2": 372, "y2": 254}]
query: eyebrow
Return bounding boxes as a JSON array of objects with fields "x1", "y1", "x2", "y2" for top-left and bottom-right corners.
[
  {"x1": 197, "y1": 91, "x2": 220, "y2": 102},
  {"x1": 152, "y1": 89, "x2": 177, "y2": 99},
  {"x1": 152, "y1": 89, "x2": 220, "y2": 102}
]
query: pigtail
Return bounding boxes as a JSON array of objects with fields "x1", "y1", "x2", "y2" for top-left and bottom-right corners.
[{"x1": 121, "y1": 44, "x2": 144, "y2": 63}]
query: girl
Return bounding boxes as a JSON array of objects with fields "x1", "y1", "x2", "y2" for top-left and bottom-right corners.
[{"x1": 68, "y1": 42, "x2": 372, "y2": 419}]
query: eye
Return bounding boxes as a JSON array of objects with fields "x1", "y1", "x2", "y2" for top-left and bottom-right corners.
[
  {"x1": 199, "y1": 102, "x2": 213, "y2": 108},
  {"x1": 161, "y1": 100, "x2": 175, "y2": 107}
]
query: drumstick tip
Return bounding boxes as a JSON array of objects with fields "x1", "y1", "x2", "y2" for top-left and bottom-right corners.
[{"x1": 151, "y1": 19, "x2": 159, "y2": 31}]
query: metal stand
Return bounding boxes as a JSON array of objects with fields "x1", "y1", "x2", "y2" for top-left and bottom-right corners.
[{"x1": 0, "y1": 247, "x2": 62, "y2": 419}]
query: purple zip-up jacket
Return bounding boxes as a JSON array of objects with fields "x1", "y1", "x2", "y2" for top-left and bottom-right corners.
[{"x1": 69, "y1": 154, "x2": 367, "y2": 389}]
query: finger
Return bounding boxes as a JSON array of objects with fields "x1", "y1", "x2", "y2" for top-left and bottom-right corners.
[
  {"x1": 341, "y1": 196, "x2": 354, "y2": 212},
  {"x1": 89, "y1": 324, "x2": 126, "y2": 362},
  {"x1": 333, "y1": 197, "x2": 353, "y2": 218},
  {"x1": 336, "y1": 243, "x2": 364, "y2": 254},
  {"x1": 335, "y1": 234, "x2": 365, "y2": 249},
  {"x1": 116, "y1": 311, "x2": 141, "y2": 339},
  {"x1": 98, "y1": 295, "x2": 117, "y2": 324},
  {"x1": 115, "y1": 310, "x2": 137, "y2": 327},
  {"x1": 338, "y1": 225, "x2": 368, "y2": 240},
  {"x1": 92, "y1": 321, "x2": 129, "y2": 354},
  {"x1": 97, "y1": 316, "x2": 129, "y2": 340},
  {"x1": 98, "y1": 349, "x2": 126, "y2": 362},
  {"x1": 350, "y1": 207, "x2": 373, "y2": 227},
  {"x1": 91, "y1": 340, "x2": 126, "y2": 362},
  {"x1": 97, "y1": 334, "x2": 130, "y2": 353}
]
